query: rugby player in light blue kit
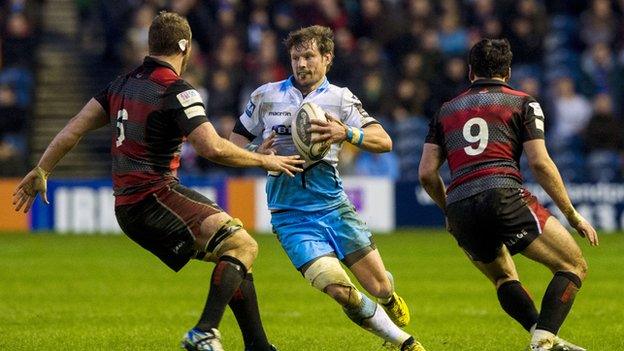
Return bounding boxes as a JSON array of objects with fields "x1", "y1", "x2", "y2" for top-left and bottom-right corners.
[{"x1": 230, "y1": 25, "x2": 425, "y2": 351}]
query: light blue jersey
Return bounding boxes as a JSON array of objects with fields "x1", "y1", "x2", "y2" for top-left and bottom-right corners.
[
  {"x1": 237, "y1": 76, "x2": 378, "y2": 212},
  {"x1": 237, "y1": 76, "x2": 379, "y2": 268}
]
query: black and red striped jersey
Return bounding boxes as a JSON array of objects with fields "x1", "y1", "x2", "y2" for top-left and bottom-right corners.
[
  {"x1": 94, "y1": 57, "x2": 209, "y2": 206},
  {"x1": 425, "y1": 79, "x2": 545, "y2": 204}
]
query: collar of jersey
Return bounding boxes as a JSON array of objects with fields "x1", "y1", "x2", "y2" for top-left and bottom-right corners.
[
  {"x1": 281, "y1": 75, "x2": 330, "y2": 94},
  {"x1": 143, "y1": 56, "x2": 178, "y2": 75},
  {"x1": 470, "y1": 78, "x2": 511, "y2": 89}
]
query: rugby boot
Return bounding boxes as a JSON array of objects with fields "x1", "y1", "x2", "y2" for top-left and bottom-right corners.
[
  {"x1": 401, "y1": 337, "x2": 427, "y2": 351},
  {"x1": 380, "y1": 272, "x2": 411, "y2": 327},
  {"x1": 552, "y1": 336, "x2": 586, "y2": 351},
  {"x1": 181, "y1": 328, "x2": 224, "y2": 351},
  {"x1": 528, "y1": 337, "x2": 555, "y2": 351},
  {"x1": 381, "y1": 292, "x2": 411, "y2": 327},
  {"x1": 382, "y1": 337, "x2": 426, "y2": 351}
]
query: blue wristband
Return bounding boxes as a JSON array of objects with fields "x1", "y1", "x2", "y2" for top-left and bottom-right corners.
[{"x1": 346, "y1": 127, "x2": 354, "y2": 142}]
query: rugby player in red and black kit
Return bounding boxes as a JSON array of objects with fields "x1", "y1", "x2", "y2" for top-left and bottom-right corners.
[
  {"x1": 419, "y1": 39, "x2": 599, "y2": 351},
  {"x1": 12, "y1": 12, "x2": 303, "y2": 351}
]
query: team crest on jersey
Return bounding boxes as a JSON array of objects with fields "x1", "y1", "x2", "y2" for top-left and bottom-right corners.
[
  {"x1": 176, "y1": 89, "x2": 202, "y2": 107},
  {"x1": 245, "y1": 101, "x2": 256, "y2": 118}
]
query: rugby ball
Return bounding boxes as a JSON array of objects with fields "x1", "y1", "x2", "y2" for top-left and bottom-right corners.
[{"x1": 292, "y1": 102, "x2": 331, "y2": 162}]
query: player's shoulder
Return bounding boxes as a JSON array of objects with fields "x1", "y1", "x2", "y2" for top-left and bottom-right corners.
[
  {"x1": 251, "y1": 80, "x2": 290, "y2": 100},
  {"x1": 149, "y1": 65, "x2": 179, "y2": 87},
  {"x1": 500, "y1": 85, "x2": 531, "y2": 98},
  {"x1": 162, "y1": 79, "x2": 203, "y2": 109},
  {"x1": 325, "y1": 83, "x2": 358, "y2": 105},
  {"x1": 438, "y1": 88, "x2": 471, "y2": 115}
]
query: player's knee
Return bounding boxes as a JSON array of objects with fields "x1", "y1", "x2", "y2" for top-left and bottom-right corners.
[
  {"x1": 219, "y1": 231, "x2": 258, "y2": 268},
  {"x1": 366, "y1": 278, "x2": 393, "y2": 299},
  {"x1": 573, "y1": 256, "x2": 588, "y2": 281}
]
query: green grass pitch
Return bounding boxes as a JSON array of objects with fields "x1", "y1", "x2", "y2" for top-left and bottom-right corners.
[{"x1": 1, "y1": 230, "x2": 622, "y2": 350}]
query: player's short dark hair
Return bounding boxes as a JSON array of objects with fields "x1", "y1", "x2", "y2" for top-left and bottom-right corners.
[
  {"x1": 469, "y1": 38, "x2": 513, "y2": 79},
  {"x1": 284, "y1": 25, "x2": 334, "y2": 69},
  {"x1": 148, "y1": 11, "x2": 191, "y2": 56}
]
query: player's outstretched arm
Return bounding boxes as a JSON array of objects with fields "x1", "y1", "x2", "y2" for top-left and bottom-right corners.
[
  {"x1": 418, "y1": 143, "x2": 447, "y2": 211},
  {"x1": 309, "y1": 114, "x2": 392, "y2": 153},
  {"x1": 189, "y1": 123, "x2": 304, "y2": 177},
  {"x1": 13, "y1": 98, "x2": 108, "y2": 213},
  {"x1": 524, "y1": 139, "x2": 599, "y2": 246}
]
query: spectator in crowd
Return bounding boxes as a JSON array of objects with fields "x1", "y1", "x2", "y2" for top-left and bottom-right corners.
[
  {"x1": 550, "y1": 76, "x2": 592, "y2": 151},
  {"x1": 123, "y1": 4, "x2": 155, "y2": 68},
  {"x1": 0, "y1": 84, "x2": 26, "y2": 176},
  {"x1": 438, "y1": 13, "x2": 469, "y2": 56},
  {"x1": 507, "y1": 16, "x2": 543, "y2": 65},
  {"x1": 581, "y1": 42, "x2": 617, "y2": 95},
  {"x1": 3, "y1": 12, "x2": 36, "y2": 68},
  {"x1": 583, "y1": 93, "x2": 623, "y2": 181},
  {"x1": 580, "y1": 0, "x2": 620, "y2": 47}
]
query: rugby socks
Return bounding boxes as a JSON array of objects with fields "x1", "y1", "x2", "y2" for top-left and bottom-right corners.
[
  {"x1": 536, "y1": 271, "x2": 582, "y2": 335},
  {"x1": 343, "y1": 292, "x2": 412, "y2": 347},
  {"x1": 196, "y1": 255, "x2": 247, "y2": 331},
  {"x1": 496, "y1": 280, "x2": 539, "y2": 331},
  {"x1": 229, "y1": 273, "x2": 271, "y2": 350}
]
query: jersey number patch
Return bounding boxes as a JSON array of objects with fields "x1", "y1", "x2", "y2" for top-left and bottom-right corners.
[
  {"x1": 463, "y1": 117, "x2": 489, "y2": 156},
  {"x1": 116, "y1": 109, "x2": 128, "y2": 147}
]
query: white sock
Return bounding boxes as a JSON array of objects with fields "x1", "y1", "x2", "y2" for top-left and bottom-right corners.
[
  {"x1": 361, "y1": 304, "x2": 411, "y2": 346},
  {"x1": 530, "y1": 323, "x2": 537, "y2": 335},
  {"x1": 531, "y1": 329, "x2": 555, "y2": 347},
  {"x1": 343, "y1": 292, "x2": 411, "y2": 346}
]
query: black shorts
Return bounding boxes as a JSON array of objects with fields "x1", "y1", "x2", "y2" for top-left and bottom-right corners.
[
  {"x1": 115, "y1": 183, "x2": 223, "y2": 271},
  {"x1": 446, "y1": 187, "x2": 551, "y2": 263}
]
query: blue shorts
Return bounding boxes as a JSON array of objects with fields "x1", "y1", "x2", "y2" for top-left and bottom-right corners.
[{"x1": 271, "y1": 201, "x2": 372, "y2": 269}]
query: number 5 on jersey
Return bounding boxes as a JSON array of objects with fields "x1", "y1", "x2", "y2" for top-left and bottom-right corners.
[
  {"x1": 116, "y1": 109, "x2": 128, "y2": 147},
  {"x1": 463, "y1": 117, "x2": 489, "y2": 156}
]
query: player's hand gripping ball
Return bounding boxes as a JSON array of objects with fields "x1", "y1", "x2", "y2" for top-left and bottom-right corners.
[{"x1": 291, "y1": 102, "x2": 331, "y2": 162}]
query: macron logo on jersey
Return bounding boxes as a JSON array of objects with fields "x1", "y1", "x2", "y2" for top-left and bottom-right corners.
[{"x1": 177, "y1": 89, "x2": 203, "y2": 107}]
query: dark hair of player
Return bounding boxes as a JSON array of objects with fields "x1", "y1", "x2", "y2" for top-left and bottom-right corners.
[
  {"x1": 148, "y1": 11, "x2": 191, "y2": 56},
  {"x1": 284, "y1": 25, "x2": 335, "y2": 70},
  {"x1": 469, "y1": 38, "x2": 513, "y2": 79}
]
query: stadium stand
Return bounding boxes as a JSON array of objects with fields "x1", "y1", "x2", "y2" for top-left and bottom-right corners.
[{"x1": 2, "y1": 0, "x2": 624, "y2": 181}]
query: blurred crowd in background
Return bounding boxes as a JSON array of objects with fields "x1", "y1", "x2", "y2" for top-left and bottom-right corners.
[
  {"x1": 3, "y1": 0, "x2": 624, "y2": 182},
  {"x1": 0, "y1": 0, "x2": 41, "y2": 175}
]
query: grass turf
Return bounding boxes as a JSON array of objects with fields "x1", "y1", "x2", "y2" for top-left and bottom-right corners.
[{"x1": 0, "y1": 230, "x2": 622, "y2": 350}]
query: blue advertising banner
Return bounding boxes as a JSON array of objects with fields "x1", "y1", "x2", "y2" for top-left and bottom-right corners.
[
  {"x1": 394, "y1": 181, "x2": 445, "y2": 228},
  {"x1": 395, "y1": 181, "x2": 624, "y2": 232},
  {"x1": 30, "y1": 177, "x2": 227, "y2": 233}
]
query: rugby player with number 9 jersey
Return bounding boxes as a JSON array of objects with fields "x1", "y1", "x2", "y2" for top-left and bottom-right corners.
[{"x1": 419, "y1": 38, "x2": 598, "y2": 351}]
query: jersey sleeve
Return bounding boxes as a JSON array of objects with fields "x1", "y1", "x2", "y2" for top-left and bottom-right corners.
[
  {"x1": 341, "y1": 88, "x2": 378, "y2": 128},
  {"x1": 520, "y1": 97, "x2": 546, "y2": 142},
  {"x1": 234, "y1": 86, "x2": 265, "y2": 140},
  {"x1": 425, "y1": 110, "x2": 444, "y2": 146},
  {"x1": 163, "y1": 80, "x2": 209, "y2": 136},
  {"x1": 93, "y1": 82, "x2": 111, "y2": 115}
]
